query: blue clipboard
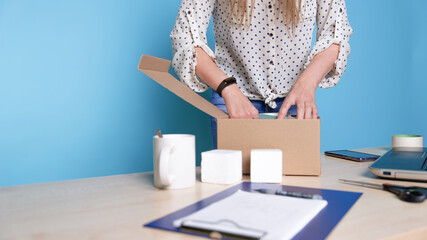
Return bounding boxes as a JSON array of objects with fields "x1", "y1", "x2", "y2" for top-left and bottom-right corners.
[{"x1": 144, "y1": 182, "x2": 362, "y2": 239}]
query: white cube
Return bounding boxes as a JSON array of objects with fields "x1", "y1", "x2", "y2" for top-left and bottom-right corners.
[
  {"x1": 250, "y1": 149, "x2": 283, "y2": 183},
  {"x1": 201, "y1": 149, "x2": 242, "y2": 184}
]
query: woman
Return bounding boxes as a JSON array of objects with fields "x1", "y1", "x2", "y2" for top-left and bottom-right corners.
[{"x1": 170, "y1": 0, "x2": 353, "y2": 146}]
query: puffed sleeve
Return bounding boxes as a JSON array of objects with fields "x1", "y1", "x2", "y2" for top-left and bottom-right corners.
[
  {"x1": 170, "y1": 0, "x2": 216, "y2": 92},
  {"x1": 304, "y1": 0, "x2": 354, "y2": 88}
]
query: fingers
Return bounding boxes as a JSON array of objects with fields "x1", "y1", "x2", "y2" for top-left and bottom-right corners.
[
  {"x1": 297, "y1": 103, "x2": 304, "y2": 120},
  {"x1": 225, "y1": 91, "x2": 317, "y2": 119},
  {"x1": 277, "y1": 102, "x2": 291, "y2": 119},
  {"x1": 278, "y1": 96, "x2": 295, "y2": 119},
  {"x1": 229, "y1": 110, "x2": 258, "y2": 119},
  {"x1": 228, "y1": 104, "x2": 259, "y2": 119},
  {"x1": 304, "y1": 103, "x2": 312, "y2": 120},
  {"x1": 312, "y1": 105, "x2": 318, "y2": 119},
  {"x1": 297, "y1": 102, "x2": 318, "y2": 119},
  {"x1": 223, "y1": 87, "x2": 259, "y2": 119},
  {"x1": 251, "y1": 107, "x2": 259, "y2": 119}
]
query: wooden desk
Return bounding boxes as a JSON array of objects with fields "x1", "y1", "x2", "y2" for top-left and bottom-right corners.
[{"x1": 1, "y1": 147, "x2": 427, "y2": 240}]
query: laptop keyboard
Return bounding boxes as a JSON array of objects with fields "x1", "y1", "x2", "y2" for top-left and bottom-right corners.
[
  {"x1": 389, "y1": 151, "x2": 425, "y2": 159},
  {"x1": 388, "y1": 150, "x2": 427, "y2": 170}
]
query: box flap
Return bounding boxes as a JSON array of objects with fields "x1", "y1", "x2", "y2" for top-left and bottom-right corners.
[{"x1": 138, "y1": 55, "x2": 229, "y2": 119}]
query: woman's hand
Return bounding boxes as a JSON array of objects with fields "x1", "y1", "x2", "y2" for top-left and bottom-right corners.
[
  {"x1": 277, "y1": 79, "x2": 318, "y2": 119},
  {"x1": 277, "y1": 43, "x2": 340, "y2": 119},
  {"x1": 222, "y1": 84, "x2": 259, "y2": 119},
  {"x1": 193, "y1": 47, "x2": 258, "y2": 119}
]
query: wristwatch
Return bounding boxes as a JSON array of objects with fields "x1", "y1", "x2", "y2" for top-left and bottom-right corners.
[{"x1": 216, "y1": 77, "x2": 237, "y2": 97}]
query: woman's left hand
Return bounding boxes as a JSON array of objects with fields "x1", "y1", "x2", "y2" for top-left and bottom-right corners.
[
  {"x1": 277, "y1": 79, "x2": 318, "y2": 119},
  {"x1": 277, "y1": 43, "x2": 340, "y2": 120}
]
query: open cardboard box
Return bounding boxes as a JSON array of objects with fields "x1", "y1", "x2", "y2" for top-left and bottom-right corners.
[{"x1": 138, "y1": 55, "x2": 320, "y2": 176}]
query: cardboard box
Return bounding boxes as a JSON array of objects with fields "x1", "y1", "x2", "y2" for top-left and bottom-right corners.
[{"x1": 138, "y1": 55, "x2": 320, "y2": 176}]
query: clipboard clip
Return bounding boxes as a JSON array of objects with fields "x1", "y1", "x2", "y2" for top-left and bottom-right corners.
[{"x1": 180, "y1": 219, "x2": 267, "y2": 240}]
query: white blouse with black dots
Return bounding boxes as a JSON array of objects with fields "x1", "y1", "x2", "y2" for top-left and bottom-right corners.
[{"x1": 170, "y1": 0, "x2": 353, "y2": 109}]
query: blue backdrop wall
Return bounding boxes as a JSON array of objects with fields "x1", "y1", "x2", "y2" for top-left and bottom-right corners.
[{"x1": 1, "y1": 0, "x2": 425, "y2": 187}]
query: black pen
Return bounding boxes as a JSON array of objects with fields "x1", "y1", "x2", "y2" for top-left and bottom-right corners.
[{"x1": 254, "y1": 188, "x2": 323, "y2": 200}]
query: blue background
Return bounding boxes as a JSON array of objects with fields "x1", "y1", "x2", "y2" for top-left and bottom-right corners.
[{"x1": 1, "y1": 0, "x2": 426, "y2": 187}]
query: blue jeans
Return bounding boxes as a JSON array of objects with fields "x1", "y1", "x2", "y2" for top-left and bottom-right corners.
[{"x1": 210, "y1": 91, "x2": 297, "y2": 148}]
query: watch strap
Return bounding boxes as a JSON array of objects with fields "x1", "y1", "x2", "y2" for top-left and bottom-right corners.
[{"x1": 216, "y1": 77, "x2": 237, "y2": 97}]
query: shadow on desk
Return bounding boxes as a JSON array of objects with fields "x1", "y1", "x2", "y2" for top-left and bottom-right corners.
[
  {"x1": 139, "y1": 172, "x2": 154, "y2": 186},
  {"x1": 361, "y1": 170, "x2": 380, "y2": 179}
]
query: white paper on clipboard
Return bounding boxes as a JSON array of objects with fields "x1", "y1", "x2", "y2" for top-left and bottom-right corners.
[{"x1": 173, "y1": 190, "x2": 327, "y2": 240}]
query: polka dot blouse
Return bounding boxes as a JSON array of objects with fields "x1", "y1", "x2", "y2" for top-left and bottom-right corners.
[{"x1": 170, "y1": 0, "x2": 353, "y2": 109}]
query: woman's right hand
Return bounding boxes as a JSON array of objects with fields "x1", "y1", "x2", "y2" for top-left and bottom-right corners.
[
  {"x1": 221, "y1": 84, "x2": 259, "y2": 119},
  {"x1": 193, "y1": 47, "x2": 258, "y2": 119}
]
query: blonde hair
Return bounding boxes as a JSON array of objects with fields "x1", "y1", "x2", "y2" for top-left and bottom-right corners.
[{"x1": 229, "y1": 0, "x2": 301, "y2": 33}]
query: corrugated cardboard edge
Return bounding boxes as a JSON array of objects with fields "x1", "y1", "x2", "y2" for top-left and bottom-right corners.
[{"x1": 137, "y1": 55, "x2": 229, "y2": 119}]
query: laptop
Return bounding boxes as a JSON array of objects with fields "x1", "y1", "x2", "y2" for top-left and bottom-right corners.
[{"x1": 369, "y1": 147, "x2": 427, "y2": 181}]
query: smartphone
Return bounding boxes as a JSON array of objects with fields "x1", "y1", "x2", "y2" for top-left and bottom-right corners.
[{"x1": 324, "y1": 150, "x2": 380, "y2": 162}]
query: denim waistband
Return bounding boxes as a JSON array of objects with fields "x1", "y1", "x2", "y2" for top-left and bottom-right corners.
[{"x1": 211, "y1": 91, "x2": 288, "y2": 109}]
